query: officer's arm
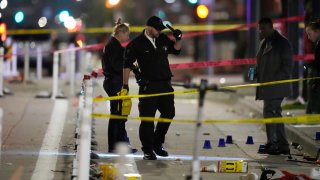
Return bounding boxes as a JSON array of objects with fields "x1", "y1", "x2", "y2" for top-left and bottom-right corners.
[
  {"x1": 123, "y1": 42, "x2": 137, "y2": 86},
  {"x1": 174, "y1": 39, "x2": 182, "y2": 51},
  {"x1": 123, "y1": 68, "x2": 131, "y2": 86},
  {"x1": 163, "y1": 34, "x2": 181, "y2": 55}
]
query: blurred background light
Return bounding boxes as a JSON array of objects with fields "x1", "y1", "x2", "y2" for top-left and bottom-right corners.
[
  {"x1": 157, "y1": 10, "x2": 166, "y2": 19},
  {"x1": 14, "y1": 11, "x2": 25, "y2": 23},
  {"x1": 0, "y1": 0, "x2": 8, "y2": 9},
  {"x1": 196, "y1": 4, "x2": 209, "y2": 19},
  {"x1": 58, "y1": 10, "x2": 70, "y2": 23},
  {"x1": 109, "y1": 0, "x2": 120, "y2": 6},
  {"x1": 219, "y1": 78, "x2": 226, "y2": 84},
  {"x1": 187, "y1": 0, "x2": 198, "y2": 4},
  {"x1": 164, "y1": 0, "x2": 176, "y2": 3},
  {"x1": 64, "y1": 16, "x2": 76, "y2": 30},
  {"x1": 38, "y1": 17, "x2": 47, "y2": 28},
  {"x1": 105, "y1": 0, "x2": 120, "y2": 8}
]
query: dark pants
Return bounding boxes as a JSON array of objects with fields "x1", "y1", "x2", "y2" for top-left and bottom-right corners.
[
  {"x1": 306, "y1": 82, "x2": 320, "y2": 114},
  {"x1": 263, "y1": 98, "x2": 289, "y2": 151},
  {"x1": 103, "y1": 78, "x2": 128, "y2": 152},
  {"x1": 138, "y1": 81, "x2": 175, "y2": 153}
]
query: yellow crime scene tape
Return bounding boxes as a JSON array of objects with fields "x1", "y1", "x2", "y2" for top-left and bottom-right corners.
[
  {"x1": 91, "y1": 76, "x2": 320, "y2": 124},
  {"x1": 91, "y1": 113, "x2": 320, "y2": 124},
  {"x1": 93, "y1": 76, "x2": 320, "y2": 102},
  {"x1": 93, "y1": 89, "x2": 198, "y2": 102},
  {"x1": 7, "y1": 24, "x2": 247, "y2": 35},
  {"x1": 6, "y1": 23, "x2": 306, "y2": 35},
  {"x1": 220, "y1": 77, "x2": 320, "y2": 90}
]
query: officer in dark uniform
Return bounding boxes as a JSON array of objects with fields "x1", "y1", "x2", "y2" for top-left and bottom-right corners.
[
  {"x1": 122, "y1": 16, "x2": 182, "y2": 160},
  {"x1": 102, "y1": 19, "x2": 137, "y2": 153},
  {"x1": 305, "y1": 20, "x2": 320, "y2": 114}
]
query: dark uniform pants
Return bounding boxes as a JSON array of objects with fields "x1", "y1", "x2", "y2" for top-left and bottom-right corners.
[
  {"x1": 138, "y1": 81, "x2": 175, "y2": 153},
  {"x1": 103, "y1": 78, "x2": 128, "y2": 152},
  {"x1": 306, "y1": 82, "x2": 320, "y2": 114},
  {"x1": 263, "y1": 98, "x2": 289, "y2": 151}
]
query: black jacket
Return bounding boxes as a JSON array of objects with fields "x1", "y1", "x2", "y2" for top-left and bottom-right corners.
[
  {"x1": 306, "y1": 40, "x2": 320, "y2": 85},
  {"x1": 124, "y1": 30, "x2": 180, "y2": 81},
  {"x1": 102, "y1": 37, "x2": 124, "y2": 81},
  {"x1": 256, "y1": 30, "x2": 293, "y2": 100}
]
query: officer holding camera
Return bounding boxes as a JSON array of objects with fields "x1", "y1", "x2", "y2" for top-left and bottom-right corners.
[{"x1": 122, "y1": 16, "x2": 182, "y2": 160}]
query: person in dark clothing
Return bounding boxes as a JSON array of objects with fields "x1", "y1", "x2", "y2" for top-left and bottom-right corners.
[
  {"x1": 123, "y1": 16, "x2": 182, "y2": 160},
  {"x1": 254, "y1": 18, "x2": 293, "y2": 155},
  {"x1": 101, "y1": 18, "x2": 137, "y2": 153},
  {"x1": 305, "y1": 20, "x2": 320, "y2": 114}
]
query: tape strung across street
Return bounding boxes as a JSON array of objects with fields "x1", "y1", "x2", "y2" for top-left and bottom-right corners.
[
  {"x1": 220, "y1": 76, "x2": 320, "y2": 89},
  {"x1": 93, "y1": 89, "x2": 198, "y2": 102},
  {"x1": 92, "y1": 76, "x2": 320, "y2": 102},
  {"x1": 91, "y1": 113, "x2": 320, "y2": 124},
  {"x1": 91, "y1": 76, "x2": 320, "y2": 124}
]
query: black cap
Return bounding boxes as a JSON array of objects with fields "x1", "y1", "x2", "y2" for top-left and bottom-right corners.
[{"x1": 146, "y1": 16, "x2": 166, "y2": 31}]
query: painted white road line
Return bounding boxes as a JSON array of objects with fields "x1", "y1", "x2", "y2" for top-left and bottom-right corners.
[
  {"x1": 31, "y1": 99, "x2": 68, "y2": 180},
  {"x1": 0, "y1": 108, "x2": 3, "y2": 163},
  {"x1": 96, "y1": 152, "x2": 251, "y2": 161}
]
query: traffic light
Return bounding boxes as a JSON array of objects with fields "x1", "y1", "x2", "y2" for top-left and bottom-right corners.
[
  {"x1": 58, "y1": 10, "x2": 70, "y2": 23},
  {"x1": 14, "y1": 11, "x2": 24, "y2": 23},
  {"x1": 196, "y1": 4, "x2": 209, "y2": 19},
  {"x1": 187, "y1": 0, "x2": 198, "y2": 4}
]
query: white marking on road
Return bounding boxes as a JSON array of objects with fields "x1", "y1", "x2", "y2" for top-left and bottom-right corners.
[
  {"x1": 0, "y1": 108, "x2": 3, "y2": 163},
  {"x1": 31, "y1": 99, "x2": 68, "y2": 180},
  {"x1": 293, "y1": 124, "x2": 320, "y2": 128},
  {"x1": 96, "y1": 152, "x2": 251, "y2": 161},
  {"x1": 1, "y1": 150, "x2": 75, "y2": 156}
]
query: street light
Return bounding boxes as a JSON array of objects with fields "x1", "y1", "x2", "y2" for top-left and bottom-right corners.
[{"x1": 105, "y1": 0, "x2": 120, "y2": 8}]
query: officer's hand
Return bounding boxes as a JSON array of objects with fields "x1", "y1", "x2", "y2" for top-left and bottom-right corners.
[
  {"x1": 173, "y1": 29, "x2": 182, "y2": 41},
  {"x1": 122, "y1": 84, "x2": 129, "y2": 91}
]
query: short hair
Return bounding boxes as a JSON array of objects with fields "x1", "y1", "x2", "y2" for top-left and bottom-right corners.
[
  {"x1": 112, "y1": 18, "x2": 129, "y2": 36},
  {"x1": 306, "y1": 19, "x2": 320, "y2": 30},
  {"x1": 259, "y1": 17, "x2": 273, "y2": 27}
]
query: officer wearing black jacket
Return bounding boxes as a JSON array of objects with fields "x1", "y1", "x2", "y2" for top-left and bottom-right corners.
[
  {"x1": 305, "y1": 20, "x2": 320, "y2": 113},
  {"x1": 123, "y1": 16, "x2": 182, "y2": 160},
  {"x1": 102, "y1": 19, "x2": 137, "y2": 153}
]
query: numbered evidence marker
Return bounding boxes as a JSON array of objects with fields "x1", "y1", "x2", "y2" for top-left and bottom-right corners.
[{"x1": 217, "y1": 160, "x2": 248, "y2": 173}]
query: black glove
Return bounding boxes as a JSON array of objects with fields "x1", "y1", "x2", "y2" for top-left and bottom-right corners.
[
  {"x1": 122, "y1": 84, "x2": 129, "y2": 91},
  {"x1": 173, "y1": 29, "x2": 182, "y2": 41}
]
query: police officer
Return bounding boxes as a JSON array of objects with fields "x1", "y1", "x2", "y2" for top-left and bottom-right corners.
[
  {"x1": 305, "y1": 20, "x2": 320, "y2": 114},
  {"x1": 102, "y1": 18, "x2": 137, "y2": 153},
  {"x1": 123, "y1": 16, "x2": 182, "y2": 160}
]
